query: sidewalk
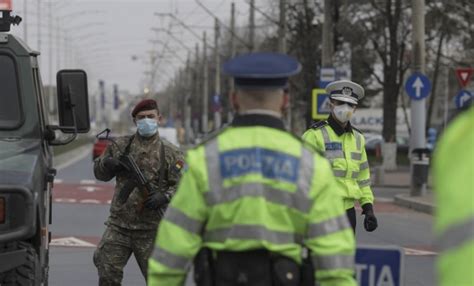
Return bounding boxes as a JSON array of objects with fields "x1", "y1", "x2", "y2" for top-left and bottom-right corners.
[{"x1": 372, "y1": 167, "x2": 435, "y2": 214}]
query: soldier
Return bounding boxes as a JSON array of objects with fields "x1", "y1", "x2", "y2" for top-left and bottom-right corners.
[
  {"x1": 93, "y1": 99, "x2": 183, "y2": 286},
  {"x1": 302, "y1": 80, "x2": 378, "y2": 233},
  {"x1": 148, "y1": 53, "x2": 356, "y2": 286},
  {"x1": 433, "y1": 106, "x2": 474, "y2": 285}
]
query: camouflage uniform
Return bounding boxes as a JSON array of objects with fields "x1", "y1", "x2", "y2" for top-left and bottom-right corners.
[{"x1": 93, "y1": 132, "x2": 183, "y2": 286}]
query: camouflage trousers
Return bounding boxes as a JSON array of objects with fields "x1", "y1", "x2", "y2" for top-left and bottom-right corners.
[{"x1": 93, "y1": 224, "x2": 157, "y2": 286}]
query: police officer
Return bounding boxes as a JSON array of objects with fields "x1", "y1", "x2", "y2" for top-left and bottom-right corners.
[
  {"x1": 302, "y1": 80, "x2": 378, "y2": 233},
  {"x1": 148, "y1": 53, "x2": 356, "y2": 286},
  {"x1": 93, "y1": 99, "x2": 183, "y2": 286},
  {"x1": 433, "y1": 106, "x2": 474, "y2": 285}
]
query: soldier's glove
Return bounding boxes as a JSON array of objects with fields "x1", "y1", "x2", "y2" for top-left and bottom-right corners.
[
  {"x1": 102, "y1": 157, "x2": 129, "y2": 175},
  {"x1": 362, "y1": 203, "x2": 378, "y2": 232},
  {"x1": 144, "y1": 192, "x2": 169, "y2": 210}
]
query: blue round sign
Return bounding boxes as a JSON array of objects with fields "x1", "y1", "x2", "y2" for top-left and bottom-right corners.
[
  {"x1": 405, "y1": 72, "x2": 432, "y2": 100},
  {"x1": 455, "y1": 90, "x2": 473, "y2": 109}
]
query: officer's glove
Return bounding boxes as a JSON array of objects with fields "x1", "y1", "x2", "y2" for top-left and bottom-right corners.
[
  {"x1": 362, "y1": 203, "x2": 378, "y2": 232},
  {"x1": 144, "y1": 192, "x2": 169, "y2": 210},
  {"x1": 102, "y1": 157, "x2": 129, "y2": 175}
]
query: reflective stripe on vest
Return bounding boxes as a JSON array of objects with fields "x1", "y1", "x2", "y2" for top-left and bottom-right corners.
[
  {"x1": 204, "y1": 182, "x2": 312, "y2": 213},
  {"x1": 333, "y1": 170, "x2": 359, "y2": 179},
  {"x1": 351, "y1": 152, "x2": 362, "y2": 160},
  {"x1": 355, "y1": 132, "x2": 362, "y2": 151},
  {"x1": 358, "y1": 179, "x2": 371, "y2": 188},
  {"x1": 360, "y1": 161, "x2": 369, "y2": 170},
  {"x1": 164, "y1": 206, "x2": 204, "y2": 235},
  {"x1": 311, "y1": 254, "x2": 354, "y2": 271},
  {"x1": 204, "y1": 224, "x2": 303, "y2": 245},
  {"x1": 321, "y1": 126, "x2": 331, "y2": 145},
  {"x1": 307, "y1": 214, "x2": 351, "y2": 238},
  {"x1": 436, "y1": 216, "x2": 474, "y2": 253},
  {"x1": 151, "y1": 246, "x2": 191, "y2": 271},
  {"x1": 206, "y1": 139, "x2": 222, "y2": 193},
  {"x1": 204, "y1": 139, "x2": 313, "y2": 213}
]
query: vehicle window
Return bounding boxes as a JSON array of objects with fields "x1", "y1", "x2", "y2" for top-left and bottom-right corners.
[{"x1": 0, "y1": 55, "x2": 22, "y2": 129}]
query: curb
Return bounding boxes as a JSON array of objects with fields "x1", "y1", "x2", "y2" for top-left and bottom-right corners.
[{"x1": 394, "y1": 194, "x2": 435, "y2": 214}]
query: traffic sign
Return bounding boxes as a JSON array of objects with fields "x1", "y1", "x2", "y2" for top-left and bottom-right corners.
[
  {"x1": 312, "y1": 88, "x2": 331, "y2": 120},
  {"x1": 455, "y1": 90, "x2": 473, "y2": 109},
  {"x1": 456, "y1": 67, "x2": 473, "y2": 88},
  {"x1": 356, "y1": 245, "x2": 404, "y2": 286},
  {"x1": 319, "y1": 67, "x2": 336, "y2": 88},
  {"x1": 405, "y1": 72, "x2": 431, "y2": 100}
]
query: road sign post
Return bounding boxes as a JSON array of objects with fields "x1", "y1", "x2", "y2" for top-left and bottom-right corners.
[
  {"x1": 405, "y1": 71, "x2": 431, "y2": 197},
  {"x1": 356, "y1": 245, "x2": 404, "y2": 286}
]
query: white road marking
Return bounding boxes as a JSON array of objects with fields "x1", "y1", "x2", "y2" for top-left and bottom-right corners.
[
  {"x1": 79, "y1": 199, "x2": 101, "y2": 204},
  {"x1": 54, "y1": 198, "x2": 77, "y2": 203},
  {"x1": 80, "y1": 180, "x2": 97, "y2": 185},
  {"x1": 53, "y1": 179, "x2": 64, "y2": 184},
  {"x1": 404, "y1": 248, "x2": 437, "y2": 256},
  {"x1": 50, "y1": 237, "x2": 96, "y2": 248}
]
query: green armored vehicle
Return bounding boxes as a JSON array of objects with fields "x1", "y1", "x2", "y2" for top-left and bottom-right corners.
[{"x1": 0, "y1": 9, "x2": 90, "y2": 285}]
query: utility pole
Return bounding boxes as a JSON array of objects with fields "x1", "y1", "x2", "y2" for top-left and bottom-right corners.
[
  {"x1": 56, "y1": 18, "x2": 60, "y2": 70},
  {"x1": 184, "y1": 55, "x2": 192, "y2": 145},
  {"x1": 321, "y1": 0, "x2": 334, "y2": 68},
  {"x1": 193, "y1": 43, "x2": 200, "y2": 136},
  {"x1": 202, "y1": 32, "x2": 209, "y2": 134},
  {"x1": 278, "y1": 0, "x2": 287, "y2": 53},
  {"x1": 410, "y1": 0, "x2": 428, "y2": 196},
  {"x1": 37, "y1": 0, "x2": 41, "y2": 55},
  {"x1": 228, "y1": 2, "x2": 236, "y2": 124},
  {"x1": 248, "y1": 0, "x2": 256, "y2": 52},
  {"x1": 23, "y1": 0, "x2": 27, "y2": 42},
  {"x1": 48, "y1": 0, "x2": 54, "y2": 114},
  {"x1": 278, "y1": 0, "x2": 290, "y2": 130},
  {"x1": 214, "y1": 18, "x2": 221, "y2": 130}
]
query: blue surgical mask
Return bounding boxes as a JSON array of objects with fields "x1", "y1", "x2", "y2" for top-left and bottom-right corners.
[{"x1": 137, "y1": 118, "x2": 158, "y2": 137}]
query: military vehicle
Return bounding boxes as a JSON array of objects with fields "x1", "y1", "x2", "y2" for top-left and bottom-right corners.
[{"x1": 0, "y1": 8, "x2": 90, "y2": 285}]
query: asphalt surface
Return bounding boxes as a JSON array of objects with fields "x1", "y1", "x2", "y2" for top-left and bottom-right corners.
[{"x1": 49, "y1": 146, "x2": 436, "y2": 286}]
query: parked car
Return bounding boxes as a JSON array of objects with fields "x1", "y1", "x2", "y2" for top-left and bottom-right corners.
[{"x1": 364, "y1": 133, "x2": 409, "y2": 155}]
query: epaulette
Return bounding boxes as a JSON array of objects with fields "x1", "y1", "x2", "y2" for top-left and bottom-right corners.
[
  {"x1": 309, "y1": 120, "x2": 328, "y2": 130},
  {"x1": 351, "y1": 125, "x2": 363, "y2": 135}
]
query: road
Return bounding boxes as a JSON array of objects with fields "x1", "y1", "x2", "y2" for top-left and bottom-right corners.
[{"x1": 49, "y1": 145, "x2": 435, "y2": 286}]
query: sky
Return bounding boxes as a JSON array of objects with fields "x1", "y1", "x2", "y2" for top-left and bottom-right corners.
[{"x1": 9, "y1": 0, "x2": 266, "y2": 96}]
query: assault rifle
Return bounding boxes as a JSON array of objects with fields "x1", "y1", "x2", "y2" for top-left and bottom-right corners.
[{"x1": 96, "y1": 128, "x2": 167, "y2": 214}]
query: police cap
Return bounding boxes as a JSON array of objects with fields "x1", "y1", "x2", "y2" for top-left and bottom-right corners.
[
  {"x1": 326, "y1": 80, "x2": 365, "y2": 105},
  {"x1": 131, "y1": 99, "x2": 158, "y2": 117},
  {"x1": 223, "y1": 52, "x2": 301, "y2": 89}
]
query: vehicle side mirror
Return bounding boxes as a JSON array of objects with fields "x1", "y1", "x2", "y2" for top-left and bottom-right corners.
[{"x1": 56, "y1": 69, "x2": 90, "y2": 133}]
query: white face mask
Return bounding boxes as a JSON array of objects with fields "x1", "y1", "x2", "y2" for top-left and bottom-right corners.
[{"x1": 333, "y1": 103, "x2": 355, "y2": 123}]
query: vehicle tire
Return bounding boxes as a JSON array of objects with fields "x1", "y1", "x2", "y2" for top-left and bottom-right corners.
[{"x1": 0, "y1": 241, "x2": 41, "y2": 286}]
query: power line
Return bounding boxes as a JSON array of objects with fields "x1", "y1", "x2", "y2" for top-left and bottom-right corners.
[
  {"x1": 194, "y1": 0, "x2": 251, "y2": 50},
  {"x1": 243, "y1": 0, "x2": 279, "y2": 26}
]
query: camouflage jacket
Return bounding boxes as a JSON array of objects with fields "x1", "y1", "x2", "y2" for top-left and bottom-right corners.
[{"x1": 94, "y1": 132, "x2": 183, "y2": 230}]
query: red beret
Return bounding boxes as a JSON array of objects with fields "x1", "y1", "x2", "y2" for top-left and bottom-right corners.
[{"x1": 131, "y1": 99, "x2": 158, "y2": 117}]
